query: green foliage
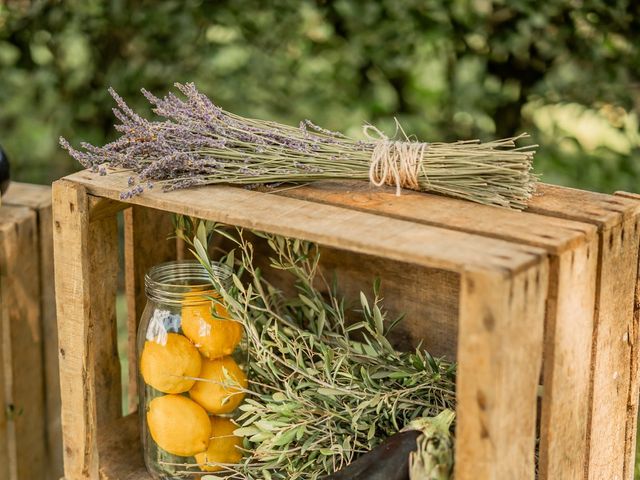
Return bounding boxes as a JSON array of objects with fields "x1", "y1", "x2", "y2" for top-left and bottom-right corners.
[{"x1": 0, "y1": 0, "x2": 638, "y2": 192}]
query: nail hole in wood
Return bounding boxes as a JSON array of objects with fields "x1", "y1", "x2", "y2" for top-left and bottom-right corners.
[
  {"x1": 483, "y1": 312, "x2": 495, "y2": 332},
  {"x1": 466, "y1": 278, "x2": 475, "y2": 293},
  {"x1": 477, "y1": 390, "x2": 487, "y2": 411}
]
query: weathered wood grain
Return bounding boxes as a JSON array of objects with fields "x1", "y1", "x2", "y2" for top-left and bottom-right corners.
[
  {"x1": 4, "y1": 182, "x2": 63, "y2": 480},
  {"x1": 614, "y1": 191, "x2": 640, "y2": 480},
  {"x1": 456, "y1": 261, "x2": 549, "y2": 480},
  {"x1": 53, "y1": 180, "x2": 122, "y2": 480},
  {"x1": 124, "y1": 206, "x2": 177, "y2": 412},
  {"x1": 0, "y1": 205, "x2": 47, "y2": 480},
  {"x1": 529, "y1": 186, "x2": 640, "y2": 480},
  {"x1": 64, "y1": 170, "x2": 545, "y2": 275}
]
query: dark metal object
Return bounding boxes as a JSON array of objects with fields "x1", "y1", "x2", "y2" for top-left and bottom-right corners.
[{"x1": 322, "y1": 430, "x2": 421, "y2": 480}]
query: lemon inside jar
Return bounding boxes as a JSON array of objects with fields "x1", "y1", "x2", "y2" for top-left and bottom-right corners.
[
  {"x1": 189, "y1": 355, "x2": 248, "y2": 414},
  {"x1": 146, "y1": 394, "x2": 211, "y2": 457},
  {"x1": 194, "y1": 416, "x2": 244, "y2": 472},
  {"x1": 181, "y1": 290, "x2": 243, "y2": 359},
  {"x1": 140, "y1": 333, "x2": 202, "y2": 394}
]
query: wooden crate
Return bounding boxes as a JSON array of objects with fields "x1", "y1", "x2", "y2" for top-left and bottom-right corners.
[
  {"x1": 1, "y1": 183, "x2": 63, "y2": 480},
  {"x1": 51, "y1": 170, "x2": 639, "y2": 480}
]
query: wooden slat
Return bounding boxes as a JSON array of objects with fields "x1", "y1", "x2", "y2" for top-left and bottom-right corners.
[
  {"x1": 63, "y1": 170, "x2": 545, "y2": 275},
  {"x1": 274, "y1": 180, "x2": 592, "y2": 253},
  {"x1": 456, "y1": 261, "x2": 549, "y2": 479},
  {"x1": 614, "y1": 191, "x2": 640, "y2": 480},
  {"x1": 0, "y1": 205, "x2": 47, "y2": 480},
  {"x1": 4, "y1": 182, "x2": 63, "y2": 480},
  {"x1": 528, "y1": 187, "x2": 640, "y2": 480},
  {"x1": 124, "y1": 206, "x2": 177, "y2": 413},
  {"x1": 53, "y1": 180, "x2": 122, "y2": 480}
]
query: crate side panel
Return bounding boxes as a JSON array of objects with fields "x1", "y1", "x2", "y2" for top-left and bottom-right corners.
[
  {"x1": 0, "y1": 206, "x2": 47, "y2": 480},
  {"x1": 53, "y1": 180, "x2": 121, "y2": 480},
  {"x1": 455, "y1": 261, "x2": 548, "y2": 480}
]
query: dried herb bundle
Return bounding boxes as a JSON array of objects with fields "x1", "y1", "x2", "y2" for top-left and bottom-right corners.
[
  {"x1": 177, "y1": 218, "x2": 456, "y2": 479},
  {"x1": 60, "y1": 83, "x2": 536, "y2": 209}
]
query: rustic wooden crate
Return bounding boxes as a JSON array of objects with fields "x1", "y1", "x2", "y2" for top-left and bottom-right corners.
[
  {"x1": 1, "y1": 183, "x2": 63, "y2": 480},
  {"x1": 52, "y1": 170, "x2": 639, "y2": 480}
]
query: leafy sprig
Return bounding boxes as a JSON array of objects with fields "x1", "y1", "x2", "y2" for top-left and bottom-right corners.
[{"x1": 180, "y1": 217, "x2": 456, "y2": 479}]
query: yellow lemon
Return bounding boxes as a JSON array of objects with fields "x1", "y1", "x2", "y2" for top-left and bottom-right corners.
[
  {"x1": 181, "y1": 293, "x2": 243, "y2": 359},
  {"x1": 189, "y1": 356, "x2": 248, "y2": 414},
  {"x1": 140, "y1": 333, "x2": 202, "y2": 394},
  {"x1": 146, "y1": 394, "x2": 211, "y2": 456},
  {"x1": 194, "y1": 416, "x2": 243, "y2": 472}
]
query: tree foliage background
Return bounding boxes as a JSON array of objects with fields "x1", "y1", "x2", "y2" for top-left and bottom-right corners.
[{"x1": 0, "y1": 0, "x2": 638, "y2": 193}]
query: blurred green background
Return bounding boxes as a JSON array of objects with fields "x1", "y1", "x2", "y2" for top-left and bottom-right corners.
[{"x1": 1, "y1": 0, "x2": 638, "y2": 193}]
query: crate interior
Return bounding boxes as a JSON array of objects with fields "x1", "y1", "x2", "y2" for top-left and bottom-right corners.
[{"x1": 105, "y1": 214, "x2": 463, "y2": 479}]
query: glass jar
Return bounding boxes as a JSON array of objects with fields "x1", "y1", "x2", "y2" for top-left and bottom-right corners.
[{"x1": 138, "y1": 260, "x2": 247, "y2": 479}]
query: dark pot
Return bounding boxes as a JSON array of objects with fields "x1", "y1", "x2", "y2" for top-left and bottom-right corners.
[{"x1": 0, "y1": 145, "x2": 10, "y2": 196}]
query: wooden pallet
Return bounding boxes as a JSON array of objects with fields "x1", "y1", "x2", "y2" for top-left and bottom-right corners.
[
  {"x1": 1, "y1": 183, "x2": 63, "y2": 480},
  {"x1": 52, "y1": 170, "x2": 639, "y2": 480}
]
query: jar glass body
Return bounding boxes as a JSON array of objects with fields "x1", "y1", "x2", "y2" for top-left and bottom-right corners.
[{"x1": 137, "y1": 260, "x2": 245, "y2": 479}]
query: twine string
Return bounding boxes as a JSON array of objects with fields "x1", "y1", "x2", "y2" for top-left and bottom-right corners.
[{"x1": 364, "y1": 124, "x2": 428, "y2": 196}]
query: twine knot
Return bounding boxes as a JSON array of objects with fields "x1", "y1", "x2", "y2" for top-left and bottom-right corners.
[{"x1": 364, "y1": 124, "x2": 428, "y2": 196}]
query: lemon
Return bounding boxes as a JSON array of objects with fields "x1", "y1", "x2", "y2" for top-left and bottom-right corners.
[
  {"x1": 181, "y1": 295, "x2": 243, "y2": 359},
  {"x1": 146, "y1": 394, "x2": 211, "y2": 456},
  {"x1": 181, "y1": 293, "x2": 243, "y2": 360},
  {"x1": 194, "y1": 416, "x2": 243, "y2": 472},
  {"x1": 140, "y1": 333, "x2": 202, "y2": 394},
  {"x1": 189, "y1": 356, "x2": 248, "y2": 414}
]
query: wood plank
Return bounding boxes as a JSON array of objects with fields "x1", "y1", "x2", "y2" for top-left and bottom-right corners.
[
  {"x1": 538, "y1": 238, "x2": 598, "y2": 478},
  {"x1": 36, "y1": 200, "x2": 65, "y2": 480},
  {"x1": 6, "y1": 183, "x2": 64, "y2": 480},
  {"x1": 455, "y1": 260, "x2": 549, "y2": 480},
  {"x1": 0, "y1": 211, "x2": 11, "y2": 480},
  {"x1": 63, "y1": 170, "x2": 545, "y2": 276},
  {"x1": 0, "y1": 205, "x2": 47, "y2": 480},
  {"x1": 53, "y1": 180, "x2": 121, "y2": 480},
  {"x1": 274, "y1": 180, "x2": 592, "y2": 253},
  {"x1": 614, "y1": 191, "x2": 640, "y2": 480},
  {"x1": 529, "y1": 187, "x2": 640, "y2": 480},
  {"x1": 3, "y1": 182, "x2": 51, "y2": 211},
  {"x1": 124, "y1": 206, "x2": 177, "y2": 413}
]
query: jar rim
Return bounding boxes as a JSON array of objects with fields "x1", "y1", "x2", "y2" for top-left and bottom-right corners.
[{"x1": 144, "y1": 260, "x2": 232, "y2": 305}]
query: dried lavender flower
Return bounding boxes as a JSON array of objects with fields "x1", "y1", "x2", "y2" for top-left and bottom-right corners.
[{"x1": 60, "y1": 83, "x2": 537, "y2": 209}]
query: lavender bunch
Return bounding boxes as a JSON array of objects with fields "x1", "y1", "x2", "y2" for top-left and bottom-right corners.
[{"x1": 60, "y1": 83, "x2": 537, "y2": 209}]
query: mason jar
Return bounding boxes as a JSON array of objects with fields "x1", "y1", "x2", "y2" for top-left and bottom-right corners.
[{"x1": 138, "y1": 260, "x2": 247, "y2": 479}]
